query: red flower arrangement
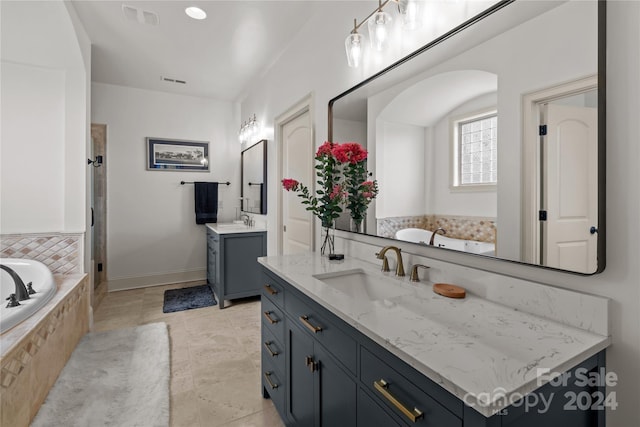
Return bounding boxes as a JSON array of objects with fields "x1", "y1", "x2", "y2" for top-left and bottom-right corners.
[
  {"x1": 332, "y1": 142, "x2": 368, "y2": 164},
  {"x1": 282, "y1": 140, "x2": 378, "y2": 252}
]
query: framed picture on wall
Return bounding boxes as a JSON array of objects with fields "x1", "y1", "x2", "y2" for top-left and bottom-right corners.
[{"x1": 146, "y1": 138, "x2": 209, "y2": 171}]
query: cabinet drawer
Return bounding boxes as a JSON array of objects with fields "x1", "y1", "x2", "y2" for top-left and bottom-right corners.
[
  {"x1": 261, "y1": 324, "x2": 285, "y2": 376},
  {"x1": 358, "y1": 388, "x2": 402, "y2": 427},
  {"x1": 361, "y1": 347, "x2": 461, "y2": 427},
  {"x1": 286, "y1": 292, "x2": 357, "y2": 374},
  {"x1": 261, "y1": 272, "x2": 285, "y2": 308},
  {"x1": 261, "y1": 358, "x2": 286, "y2": 418},
  {"x1": 262, "y1": 297, "x2": 285, "y2": 344}
]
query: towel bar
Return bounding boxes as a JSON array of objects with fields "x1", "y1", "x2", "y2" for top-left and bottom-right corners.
[{"x1": 180, "y1": 181, "x2": 230, "y2": 185}]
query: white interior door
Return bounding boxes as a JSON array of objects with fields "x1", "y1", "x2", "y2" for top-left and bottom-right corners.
[
  {"x1": 543, "y1": 103, "x2": 598, "y2": 273},
  {"x1": 282, "y1": 110, "x2": 313, "y2": 254}
]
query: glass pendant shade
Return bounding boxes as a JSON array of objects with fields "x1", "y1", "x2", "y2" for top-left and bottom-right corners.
[
  {"x1": 399, "y1": 0, "x2": 421, "y2": 30},
  {"x1": 345, "y1": 32, "x2": 363, "y2": 68},
  {"x1": 367, "y1": 10, "x2": 391, "y2": 51}
]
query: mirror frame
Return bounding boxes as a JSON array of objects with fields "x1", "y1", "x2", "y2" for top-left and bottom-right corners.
[
  {"x1": 241, "y1": 139, "x2": 267, "y2": 215},
  {"x1": 328, "y1": 0, "x2": 606, "y2": 275}
]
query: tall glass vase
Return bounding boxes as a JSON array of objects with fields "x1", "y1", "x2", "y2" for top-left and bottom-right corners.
[
  {"x1": 320, "y1": 224, "x2": 335, "y2": 256},
  {"x1": 350, "y1": 218, "x2": 364, "y2": 233}
]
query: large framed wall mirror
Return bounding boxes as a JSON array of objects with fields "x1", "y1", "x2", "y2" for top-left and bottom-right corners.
[
  {"x1": 329, "y1": 0, "x2": 605, "y2": 274},
  {"x1": 241, "y1": 139, "x2": 267, "y2": 214}
]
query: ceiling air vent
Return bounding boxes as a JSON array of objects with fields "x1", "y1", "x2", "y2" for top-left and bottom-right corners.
[
  {"x1": 161, "y1": 76, "x2": 187, "y2": 85},
  {"x1": 122, "y1": 4, "x2": 159, "y2": 26}
]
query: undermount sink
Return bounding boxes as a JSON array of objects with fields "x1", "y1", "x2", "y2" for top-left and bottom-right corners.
[{"x1": 313, "y1": 268, "x2": 411, "y2": 301}]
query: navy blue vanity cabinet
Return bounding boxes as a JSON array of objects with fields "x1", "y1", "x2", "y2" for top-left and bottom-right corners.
[
  {"x1": 206, "y1": 228, "x2": 266, "y2": 308},
  {"x1": 259, "y1": 266, "x2": 606, "y2": 427},
  {"x1": 357, "y1": 388, "x2": 402, "y2": 427},
  {"x1": 285, "y1": 291, "x2": 358, "y2": 426},
  {"x1": 286, "y1": 319, "x2": 357, "y2": 427},
  {"x1": 206, "y1": 230, "x2": 218, "y2": 289},
  {"x1": 359, "y1": 344, "x2": 462, "y2": 427},
  {"x1": 261, "y1": 274, "x2": 287, "y2": 421},
  {"x1": 261, "y1": 270, "x2": 357, "y2": 427}
]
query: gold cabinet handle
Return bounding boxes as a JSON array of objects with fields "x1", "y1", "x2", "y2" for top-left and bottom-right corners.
[
  {"x1": 305, "y1": 355, "x2": 318, "y2": 373},
  {"x1": 374, "y1": 379, "x2": 424, "y2": 423},
  {"x1": 263, "y1": 284, "x2": 278, "y2": 296},
  {"x1": 263, "y1": 311, "x2": 278, "y2": 324},
  {"x1": 299, "y1": 315, "x2": 322, "y2": 333},
  {"x1": 264, "y1": 371, "x2": 278, "y2": 389},
  {"x1": 264, "y1": 341, "x2": 279, "y2": 357}
]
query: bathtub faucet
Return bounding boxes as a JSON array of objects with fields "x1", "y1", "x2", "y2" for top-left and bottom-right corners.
[
  {"x1": 0, "y1": 264, "x2": 31, "y2": 301},
  {"x1": 429, "y1": 228, "x2": 447, "y2": 246}
]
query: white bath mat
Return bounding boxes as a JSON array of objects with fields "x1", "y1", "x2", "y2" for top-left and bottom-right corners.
[{"x1": 31, "y1": 322, "x2": 169, "y2": 427}]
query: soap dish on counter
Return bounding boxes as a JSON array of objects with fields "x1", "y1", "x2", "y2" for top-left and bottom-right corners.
[{"x1": 433, "y1": 283, "x2": 466, "y2": 298}]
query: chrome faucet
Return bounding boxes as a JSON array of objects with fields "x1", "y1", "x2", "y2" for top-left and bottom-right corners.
[
  {"x1": 0, "y1": 264, "x2": 32, "y2": 304},
  {"x1": 429, "y1": 228, "x2": 447, "y2": 246},
  {"x1": 376, "y1": 246, "x2": 405, "y2": 277},
  {"x1": 240, "y1": 213, "x2": 250, "y2": 226}
]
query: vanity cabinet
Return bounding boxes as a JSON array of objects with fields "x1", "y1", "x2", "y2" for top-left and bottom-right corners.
[
  {"x1": 287, "y1": 319, "x2": 357, "y2": 426},
  {"x1": 262, "y1": 271, "x2": 357, "y2": 426},
  {"x1": 206, "y1": 227, "x2": 266, "y2": 308},
  {"x1": 261, "y1": 265, "x2": 607, "y2": 427}
]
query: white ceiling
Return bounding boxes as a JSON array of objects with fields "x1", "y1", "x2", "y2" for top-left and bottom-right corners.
[{"x1": 71, "y1": 1, "x2": 336, "y2": 101}]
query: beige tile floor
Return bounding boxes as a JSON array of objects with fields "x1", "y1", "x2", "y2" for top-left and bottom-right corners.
[{"x1": 93, "y1": 281, "x2": 285, "y2": 427}]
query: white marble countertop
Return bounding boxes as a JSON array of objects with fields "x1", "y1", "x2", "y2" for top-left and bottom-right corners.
[
  {"x1": 206, "y1": 223, "x2": 266, "y2": 234},
  {"x1": 258, "y1": 253, "x2": 611, "y2": 417}
]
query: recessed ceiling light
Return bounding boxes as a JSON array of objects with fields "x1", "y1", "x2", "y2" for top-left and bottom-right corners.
[{"x1": 185, "y1": 6, "x2": 206, "y2": 20}]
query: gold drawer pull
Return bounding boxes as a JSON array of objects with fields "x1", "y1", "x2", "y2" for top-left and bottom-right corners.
[
  {"x1": 264, "y1": 371, "x2": 278, "y2": 390},
  {"x1": 264, "y1": 341, "x2": 279, "y2": 357},
  {"x1": 264, "y1": 284, "x2": 278, "y2": 296},
  {"x1": 263, "y1": 311, "x2": 278, "y2": 324},
  {"x1": 374, "y1": 379, "x2": 424, "y2": 423},
  {"x1": 299, "y1": 315, "x2": 322, "y2": 333}
]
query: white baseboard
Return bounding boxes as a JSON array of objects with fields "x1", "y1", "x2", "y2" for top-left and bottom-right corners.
[{"x1": 108, "y1": 269, "x2": 206, "y2": 292}]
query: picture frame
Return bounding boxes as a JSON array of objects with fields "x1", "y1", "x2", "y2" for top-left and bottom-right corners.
[{"x1": 146, "y1": 137, "x2": 209, "y2": 171}]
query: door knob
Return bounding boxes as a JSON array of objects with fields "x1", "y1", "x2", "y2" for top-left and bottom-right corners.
[{"x1": 590, "y1": 226, "x2": 598, "y2": 234}]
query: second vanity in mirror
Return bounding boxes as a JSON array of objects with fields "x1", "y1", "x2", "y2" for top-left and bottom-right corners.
[{"x1": 329, "y1": 0, "x2": 605, "y2": 275}]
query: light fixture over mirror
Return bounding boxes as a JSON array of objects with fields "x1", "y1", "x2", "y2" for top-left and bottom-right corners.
[
  {"x1": 330, "y1": 0, "x2": 606, "y2": 275},
  {"x1": 368, "y1": 2, "x2": 392, "y2": 51},
  {"x1": 239, "y1": 114, "x2": 260, "y2": 144},
  {"x1": 345, "y1": 20, "x2": 364, "y2": 68},
  {"x1": 344, "y1": 0, "x2": 421, "y2": 68}
]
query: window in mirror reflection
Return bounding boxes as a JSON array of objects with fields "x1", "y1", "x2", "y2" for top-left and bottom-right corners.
[{"x1": 453, "y1": 110, "x2": 497, "y2": 188}]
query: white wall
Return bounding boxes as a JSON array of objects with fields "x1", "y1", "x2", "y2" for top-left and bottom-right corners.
[
  {"x1": 333, "y1": 118, "x2": 367, "y2": 147},
  {"x1": 1, "y1": 63, "x2": 66, "y2": 231},
  {"x1": 377, "y1": 121, "x2": 426, "y2": 218},
  {"x1": 0, "y1": 0, "x2": 89, "y2": 235},
  {"x1": 91, "y1": 83, "x2": 238, "y2": 289},
  {"x1": 240, "y1": 2, "x2": 640, "y2": 425}
]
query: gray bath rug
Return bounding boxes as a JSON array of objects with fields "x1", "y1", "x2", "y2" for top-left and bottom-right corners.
[
  {"x1": 31, "y1": 322, "x2": 169, "y2": 427},
  {"x1": 162, "y1": 284, "x2": 216, "y2": 313}
]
